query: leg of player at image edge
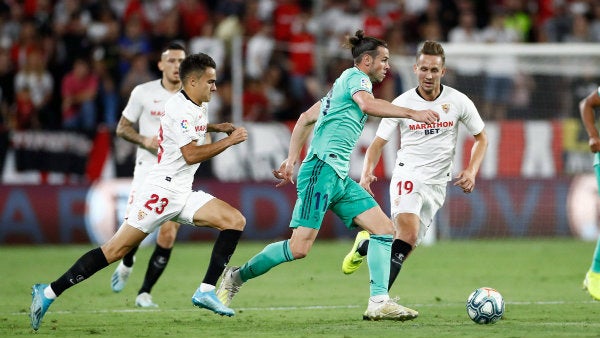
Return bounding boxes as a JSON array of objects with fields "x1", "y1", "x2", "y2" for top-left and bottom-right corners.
[{"x1": 584, "y1": 159, "x2": 600, "y2": 301}]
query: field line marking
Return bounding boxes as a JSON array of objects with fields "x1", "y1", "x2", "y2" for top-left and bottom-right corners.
[{"x1": 6, "y1": 299, "x2": 598, "y2": 316}]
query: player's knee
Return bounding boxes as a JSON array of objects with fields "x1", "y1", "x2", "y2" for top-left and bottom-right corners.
[{"x1": 222, "y1": 209, "x2": 246, "y2": 231}]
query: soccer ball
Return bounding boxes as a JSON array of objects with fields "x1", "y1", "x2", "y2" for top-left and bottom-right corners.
[{"x1": 466, "y1": 287, "x2": 505, "y2": 324}]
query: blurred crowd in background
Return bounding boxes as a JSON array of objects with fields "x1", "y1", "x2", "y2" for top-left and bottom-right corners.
[{"x1": 0, "y1": 0, "x2": 599, "y2": 135}]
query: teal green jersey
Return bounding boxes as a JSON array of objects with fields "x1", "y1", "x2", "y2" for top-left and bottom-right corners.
[{"x1": 305, "y1": 67, "x2": 372, "y2": 178}]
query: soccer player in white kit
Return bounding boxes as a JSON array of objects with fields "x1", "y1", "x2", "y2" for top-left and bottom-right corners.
[
  {"x1": 110, "y1": 42, "x2": 204, "y2": 308},
  {"x1": 341, "y1": 41, "x2": 488, "y2": 308},
  {"x1": 29, "y1": 53, "x2": 248, "y2": 331}
]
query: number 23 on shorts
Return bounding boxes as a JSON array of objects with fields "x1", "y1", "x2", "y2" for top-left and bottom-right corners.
[{"x1": 144, "y1": 193, "x2": 169, "y2": 214}]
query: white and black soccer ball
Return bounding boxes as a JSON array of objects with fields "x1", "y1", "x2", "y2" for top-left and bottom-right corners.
[{"x1": 466, "y1": 287, "x2": 505, "y2": 324}]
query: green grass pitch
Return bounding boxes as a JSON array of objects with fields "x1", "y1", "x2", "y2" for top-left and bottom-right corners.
[{"x1": 2, "y1": 238, "x2": 599, "y2": 337}]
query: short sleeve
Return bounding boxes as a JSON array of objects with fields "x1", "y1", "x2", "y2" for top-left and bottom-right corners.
[
  {"x1": 460, "y1": 97, "x2": 485, "y2": 135},
  {"x1": 376, "y1": 117, "x2": 400, "y2": 141},
  {"x1": 121, "y1": 85, "x2": 144, "y2": 123},
  {"x1": 347, "y1": 72, "x2": 372, "y2": 97}
]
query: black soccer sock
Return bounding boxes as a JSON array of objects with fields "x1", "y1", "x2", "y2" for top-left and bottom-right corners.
[
  {"x1": 122, "y1": 245, "x2": 139, "y2": 267},
  {"x1": 138, "y1": 244, "x2": 172, "y2": 294},
  {"x1": 202, "y1": 229, "x2": 243, "y2": 286},
  {"x1": 389, "y1": 239, "x2": 412, "y2": 291},
  {"x1": 357, "y1": 239, "x2": 369, "y2": 256},
  {"x1": 50, "y1": 248, "x2": 109, "y2": 297}
]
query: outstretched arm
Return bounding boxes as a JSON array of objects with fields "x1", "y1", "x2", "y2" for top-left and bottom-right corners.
[
  {"x1": 353, "y1": 91, "x2": 439, "y2": 124},
  {"x1": 360, "y1": 136, "x2": 388, "y2": 196},
  {"x1": 273, "y1": 101, "x2": 321, "y2": 186},
  {"x1": 116, "y1": 116, "x2": 158, "y2": 154},
  {"x1": 454, "y1": 130, "x2": 488, "y2": 193},
  {"x1": 580, "y1": 89, "x2": 600, "y2": 153}
]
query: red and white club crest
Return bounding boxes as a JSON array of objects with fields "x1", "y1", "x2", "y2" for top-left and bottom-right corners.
[
  {"x1": 441, "y1": 103, "x2": 450, "y2": 113},
  {"x1": 137, "y1": 210, "x2": 147, "y2": 221}
]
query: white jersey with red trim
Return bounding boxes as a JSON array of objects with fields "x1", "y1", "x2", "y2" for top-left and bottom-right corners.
[
  {"x1": 149, "y1": 91, "x2": 208, "y2": 192},
  {"x1": 377, "y1": 85, "x2": 485, "y2": 184},
  {"x1": 121, "y1": 79, "x2": 177, "y2": 165}
]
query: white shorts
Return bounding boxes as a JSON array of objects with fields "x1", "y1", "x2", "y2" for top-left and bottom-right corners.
[
  {"x1": 126, "y1": 160, "x2": 155, "y2": 215},
  {"x1": 126, "y1": 184, "x2": 214, "y2": 234},
  {"x1": 389, "y1": 173, "x2": 446, "y2": 246}
]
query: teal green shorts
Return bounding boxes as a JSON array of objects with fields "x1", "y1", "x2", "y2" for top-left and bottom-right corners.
[{"x1": 289, "y1": 156, "x2": 378, "y2": 230}]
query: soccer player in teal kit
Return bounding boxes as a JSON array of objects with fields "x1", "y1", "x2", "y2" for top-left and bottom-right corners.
[{"x1": 217, "y1": 30, "x2": 439, "y2": 321}]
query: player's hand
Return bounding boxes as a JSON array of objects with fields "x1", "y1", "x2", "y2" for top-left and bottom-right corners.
[
  {"x1": 589, "y1": 136, "x2": 600, "y2": 153},
  {"x1": 218, "y1": 122, "x2": 236, "y2": 135},
  {"x1": 359, "y1": 173, "x2": 377, "y2": 196},
  {"x1": 143, "y1": 135, "x2": 159, "y2": 154},
  {"x1": 228, "y1": 127, "x2": 248, "y2": 145},
  {"x1": 412, "y1": 109, "x2": 439, "y2": 124},
  {"x1": 273, "y1": 159, "x2": 295, "y2": 187},
  {"x1": 454, "y1": 169, "x2": 476, "y2": 194}
]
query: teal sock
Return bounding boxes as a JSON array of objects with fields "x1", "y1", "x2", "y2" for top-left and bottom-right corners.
[
  {"x1": 592, "y1": 237, "x2": 600, "y2": 273},
  {"x1": 593, "y1": 162, "x2": 600, "y2": 273},
  {"x1": 367, "y1": 234, "x2": 393, "y2": 297},
  {"x1": 594, "y1": 155, "x2": 600, "y2": 187},
  {"x1": 239, "y1": 240, "x2": 294, "y2": 282}
]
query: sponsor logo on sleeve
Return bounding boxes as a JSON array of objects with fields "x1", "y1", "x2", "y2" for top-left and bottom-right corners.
[
  {"x1": 181, "y1": 120, "x2": 189, "y2": 130},
  {"x1": 360, "y1": 77, "x2": 371, "y2": 90}
]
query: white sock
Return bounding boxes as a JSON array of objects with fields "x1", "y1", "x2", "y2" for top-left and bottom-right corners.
[
  {"x1": 232, "y1": 269, "x2": 243, "y2": 285},
  {"x1": 199, "y1": 283, "x2": 215, "y2": 292},
  {"x1": 368, "y1": 294, "x2": 389, "y2": 308},
  {"x1": 44, "y1": 286, "x2": 57, "y2": 300}
]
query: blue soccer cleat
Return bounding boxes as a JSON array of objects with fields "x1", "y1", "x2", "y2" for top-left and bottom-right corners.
[
  {"x1": 191, "y1": 288, "x2": 234, "y2": 317},
  {"x1": 111, "y1": 261, "x2": 133, "y2": 293},
  {"x1": 30, "y1": 283, "x2": 54, "y2": 331}
]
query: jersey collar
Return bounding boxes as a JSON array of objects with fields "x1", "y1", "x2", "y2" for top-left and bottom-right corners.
[
  {"x1": 415, "y1": 84, "x2": 444, "y2": 101},
  {"x1": 180, "y1": 90, "x2": 203, "y2": 108}
]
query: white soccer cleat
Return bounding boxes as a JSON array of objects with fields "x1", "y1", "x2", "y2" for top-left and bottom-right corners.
[
  {"x1": 135, "y1": 292, "x2": 158, "y2": 308},
  {"x1": 363, "y1": 298, "x2": 418, "y2": 321},
  {"x1": 216, "y1": 266, "x2": 242, "y2": 306},
  {"x1": 111, "y1": 261, "x2": 133, "y2": 293}
]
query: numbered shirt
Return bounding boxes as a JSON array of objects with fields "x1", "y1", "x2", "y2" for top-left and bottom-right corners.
[
  {"x1": 121, "y1": 79, "x2": 178, "y2": 164},
  {"x1": 306, "y1": 67, "x2": 372, "y2": 179},
  {"x1": 377, "y1": 85, "x2": 485, "y2": 184},
  {"x1": 148, "y1": 91, "x2": 208, "y2": 192}
]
